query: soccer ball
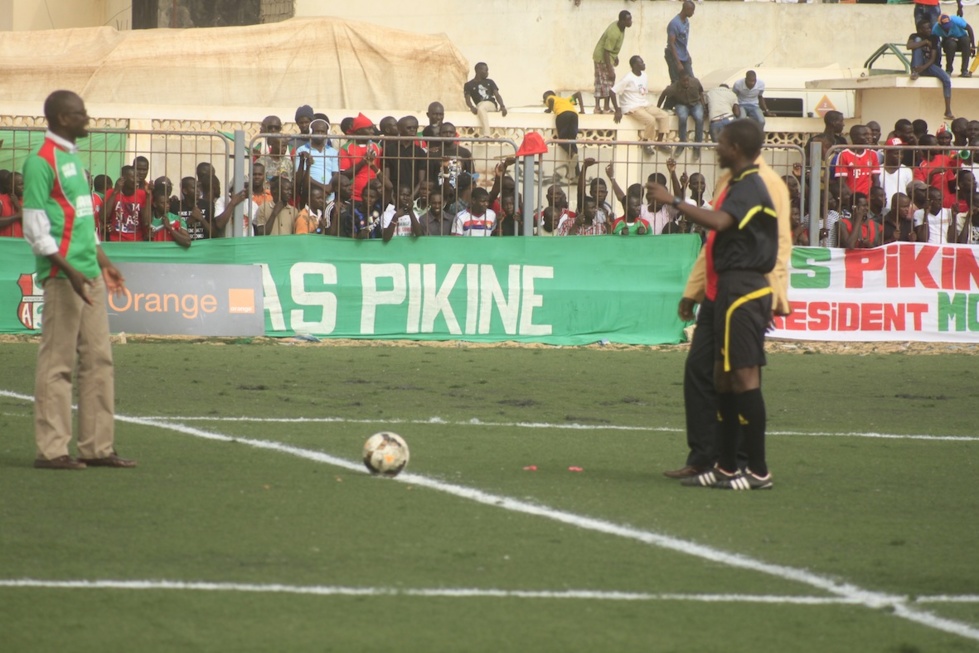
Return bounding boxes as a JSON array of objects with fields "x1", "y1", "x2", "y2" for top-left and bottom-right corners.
[{"x1": 362, "y1": 431, "x2": 410, "y2": 477}]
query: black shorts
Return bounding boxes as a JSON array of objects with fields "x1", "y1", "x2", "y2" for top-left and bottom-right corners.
[{"x1": 713, "y1": 271, "x2": 772, "y2": 372}]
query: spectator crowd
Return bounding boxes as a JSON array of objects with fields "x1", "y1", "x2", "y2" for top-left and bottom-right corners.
[{"x1": 0, "y1": 6, "x2": 976, "y2": 247}]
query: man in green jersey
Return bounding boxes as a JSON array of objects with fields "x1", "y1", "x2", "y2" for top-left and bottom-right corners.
[{"x1": 22, "y1": 90, "x2": 136, "y2": 470}]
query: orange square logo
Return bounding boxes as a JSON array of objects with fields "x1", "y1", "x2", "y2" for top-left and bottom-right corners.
[{"x1": 228, "y1": 288, "x2": 255, "y2": 314}]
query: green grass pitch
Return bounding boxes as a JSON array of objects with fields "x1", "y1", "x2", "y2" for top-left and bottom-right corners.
[{"x1": 0, "y1": 341, "x2": 977, "y2": 652}]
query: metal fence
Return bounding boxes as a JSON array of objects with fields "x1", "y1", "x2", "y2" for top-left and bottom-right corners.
[
  {"x1": 537, "y1": 138, "x2": 805, "y2": 237},
  {"x1": 0, "y1": 126, "x2": 233, "y2": 241},
  {"x1": 32, "y1": 123, "x2": 979, "y2": 247},
  {"x1": 243, "y1": 132, "x2": 521, "y2": 237}
]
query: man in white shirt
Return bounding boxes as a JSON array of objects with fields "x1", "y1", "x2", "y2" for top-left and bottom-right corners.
[
  {"x1": 612, "y1": 55, "x2": 672, "y2": 154},
  {"x1": 641, "y1": 173, "x2": 677, "y2": 234},
  {"x1": 381, "y1": 185, "x2": 423, "y2": 242},
  {"x1": 705, "y1": 84, "x2": 740, "y2": 143},
  {"x1": 879, "y1": 138, "x2": 914, "y2": 212},
  {"x1": 732, "y1": 70, "x2": 771, "y2": 129},
  {"x1": 914, "y1": 186, "x2": 954, "y2": 243},
  {"x1": 452, "y1": 187, "x2": 496, "y2": 236}
]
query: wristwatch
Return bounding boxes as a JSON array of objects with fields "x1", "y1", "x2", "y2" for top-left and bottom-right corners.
[{"x1": 671, "y1": 197, "x2": 682, "y2": 209}]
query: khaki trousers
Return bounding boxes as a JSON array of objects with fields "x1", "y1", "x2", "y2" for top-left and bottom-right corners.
[
  {"x1": 34, "y1": 276, "x2": 116, "y2": 460},
  {"x1": 625, "y1": 106, "x2": 671, "y2": 142},
  {"x1": 475, "y1": 101, "x2": 499, "y2": 137}
]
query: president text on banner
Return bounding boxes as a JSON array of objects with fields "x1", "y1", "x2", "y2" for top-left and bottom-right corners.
[{"x1": 771, "y1": 243, "x2": 979, "y2": 343}]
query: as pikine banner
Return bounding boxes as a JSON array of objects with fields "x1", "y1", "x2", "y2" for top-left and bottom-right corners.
[
  {"x1": 0, "y1": 235, "x2": 700, "y2": 345},
  {"x1": 771, "y1": 243, "x2": 979, "y2": 342}
]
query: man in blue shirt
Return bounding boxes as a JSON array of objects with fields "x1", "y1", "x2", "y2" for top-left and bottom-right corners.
[
  {"x1": 295, "y1": 118, "x2": 339, "y2": 203},
  {"x1": 665, "y1": 0, "x2": 696, "y2": 84},
  {"x1": 933, "y1": 14, "x2": 976, "y2": 78}
]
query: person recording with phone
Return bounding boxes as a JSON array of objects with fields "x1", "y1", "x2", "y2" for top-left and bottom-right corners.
[{"x1": 382, "y1": 185, "x2": 424, "y2": 242}]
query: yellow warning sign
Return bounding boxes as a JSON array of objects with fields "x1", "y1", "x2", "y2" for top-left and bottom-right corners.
[{"x1": 814, "y1": 95, "x2": 837, "y2": 117}]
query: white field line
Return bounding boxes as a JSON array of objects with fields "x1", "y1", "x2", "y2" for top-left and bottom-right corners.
[
  {"x1": 0, "y1": 579, "x2": 859, "y2": 604},
  {"x1": 1, "y1": 579, "x2": 977, "y2": 607},
  {"x1": 115, "y1": 414, "x2": 979, "y2": 443},
  {"x1": 2, "y1": 395, "x2": 976, "y2": 442},
  {"x1": 1, "y1": 389, "x2": 977, "y2": 642}
]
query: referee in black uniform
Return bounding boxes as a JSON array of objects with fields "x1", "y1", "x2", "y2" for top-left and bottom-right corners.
[{"x1": 649, "y1": 119, "x2": 778, "y2": 490}]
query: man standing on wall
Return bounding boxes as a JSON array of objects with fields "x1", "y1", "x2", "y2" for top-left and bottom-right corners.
[
  {"x1": 22, "y1": 90, "x2": 135, "y2": 470},
  {"x1": 592, "y1": 10, "x2": 632, "y2": 115},
  {"x1": 665, "y1": 1, "x2": 696, "y2": 85}
]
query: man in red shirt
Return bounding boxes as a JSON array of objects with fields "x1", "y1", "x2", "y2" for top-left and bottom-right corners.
[
  {"x1": 339, "y1": 113, "x2": 383, "y2": 203},
  {"x1": 915, "y1": 130, "x2": 960, "y2": 207},
  {"x1": 103, "y1": 165, "x2": 150, "y2": 241},
  {"x1": 835, "y1": 124, "x2": 879, "y2": 197},
  {"x1": 0, "y1": 172, "x2": 24, "y2": 238}
]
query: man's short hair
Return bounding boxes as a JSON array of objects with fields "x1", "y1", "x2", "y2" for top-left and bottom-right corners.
[
  {"x1": 43, "y1": 89, "x2": 80, "y2": 125},
  {"x1": 848, "y1": 124, "x2": 865, "y2": 140},
  {"x1": 93, "y1": 174, "x2": 112, "y2": 193},
  {"x1": 471, "y1": 187, "x2": 489, "y2": 201},
  {"x1": 823, "y1": 111, "x2": 843, "y2": 126},
  {"x1": 618, "y1": 10, "x2": 631, "y2": 22},
  {"x1": 724, "y1": 119, "x2": 765, "y2": 160},
  {"x1": 648, "y1": 172, "x2": 667, "y2": 185},
  {"x1": 895, "y1": 118, "x2": 912, "y2": 131},
  {"x1": 120, "y1": 165, "x2": 135, "y2": 175},
  {"x1": 629, "y1": 55, "x2": 642, "y2": 68},
  {"x1": 912, "y1": 119, "x2": 928, "y2": 134}
]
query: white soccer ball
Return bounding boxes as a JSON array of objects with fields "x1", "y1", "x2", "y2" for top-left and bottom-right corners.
[{"x1": 362, "y1": 431, "x2": 410, "y2": 477}]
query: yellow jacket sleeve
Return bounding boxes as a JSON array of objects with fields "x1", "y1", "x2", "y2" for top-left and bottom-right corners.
[{"x1": 759, "y1": 160, "x2": 793, "y2": 316}]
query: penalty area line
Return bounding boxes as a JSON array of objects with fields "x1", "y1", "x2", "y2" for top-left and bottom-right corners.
[{"x1": 1, "y1": 388, "x2": 977, "y2": 642}]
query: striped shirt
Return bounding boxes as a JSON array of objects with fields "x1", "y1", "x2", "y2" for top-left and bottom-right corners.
[{"x1": 452, "y1": 209, "x2": 497, "y2": 236}]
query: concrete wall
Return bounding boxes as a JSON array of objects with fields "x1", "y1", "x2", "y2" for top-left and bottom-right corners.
[
  {"x1": 9, "y1": 0, "x2": 123, "y2": 31},
  {"x1": 295, "y1": 1, "x2": 934, "y2": 107}
]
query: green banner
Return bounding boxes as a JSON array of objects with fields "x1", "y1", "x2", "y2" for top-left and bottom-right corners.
[
  {"x1": 0, "y1": 130, "x2": 127, "y2": 179},
  {"x1": 0, "y1": 235, "x2": 700, "y2": 345}
]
